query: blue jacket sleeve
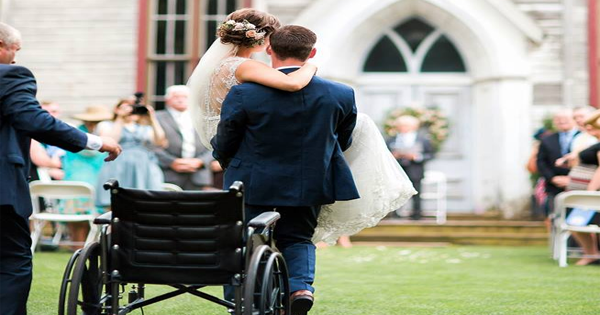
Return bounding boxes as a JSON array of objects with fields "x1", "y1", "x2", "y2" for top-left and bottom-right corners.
[
  {"x1": 0, "y1": 66, "x2": 87, "y2": 152},
  {"x1": 336, "y1": 87, "x2": 357, "y2": 152},
  {"x1": 211, "y1": 87, "x2": 247, "y2": 168}
]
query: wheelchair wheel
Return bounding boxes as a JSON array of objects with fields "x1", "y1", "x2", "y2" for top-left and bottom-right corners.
[
  {"x1": 58, "y1": 249, "x2": 82, "y2": 315},
  {"x1": 66, "y1": 241, "x2": 106, "y2": 315},
  {"x1": 244, "y1": 245, "x2": 290, "y2": 315}
]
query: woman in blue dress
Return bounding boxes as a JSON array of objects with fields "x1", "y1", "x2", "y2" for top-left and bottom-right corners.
[{"x1": 95, "y1": 99, "x2": 167, "y2": 207}]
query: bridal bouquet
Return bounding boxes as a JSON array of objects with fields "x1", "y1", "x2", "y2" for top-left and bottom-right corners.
[{"x1": 383, "y1": 106, "x2": 450, "y2": 152}]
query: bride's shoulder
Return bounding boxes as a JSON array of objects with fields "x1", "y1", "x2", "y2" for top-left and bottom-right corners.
[{"x1": 217, "y1": 56, "x2": 250, "y2": 73}]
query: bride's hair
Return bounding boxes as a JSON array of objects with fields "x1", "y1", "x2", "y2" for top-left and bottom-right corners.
[{"x1": 217, "y1": 8, "x2": 280, "y2": 47}]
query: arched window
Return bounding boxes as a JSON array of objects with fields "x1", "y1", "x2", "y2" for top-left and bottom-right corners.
[
  {"x1": 363, "y1": 36, "x2": 407, "y2": 72},
  {"x1": 363, "y1": 18, "x2": 466, "y2": 74}
]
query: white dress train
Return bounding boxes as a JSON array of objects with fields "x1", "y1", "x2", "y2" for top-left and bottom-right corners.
[{"x1": 311, "y1": 113, "x2": 417, "y2": 245}]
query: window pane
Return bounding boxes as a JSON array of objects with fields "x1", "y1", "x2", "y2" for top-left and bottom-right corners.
[
  {"x1": 156, "y1": 20, "x2": 167, "y2": 54},
  {"x1": 158, "y1": 0, "x2": 168, "y2": 14},
  {"x1": 175, "y1": 20, "x2": 186, "y2": 54},
  {"x1": 227, "y1": 0, "x2": 237, "y2": 14},
  {"x1": 175, "y1": 61, "x2": 187, "y2": 84},
  {"x1": 421, "y1": 35, "x2": 466, "y2": 72},
  {"x1": 394, "y1": 18, "x2": 434, "y2": 52},
  {"x1": 363, "y1": 36, "x2": 407, "y2": 72},
  {"x1": 176, "y1": 0, "x2": 186, "y2": 15},
  {"x1": 208, "y1": 0, "x2": 218, "y2": 15},
  {"x1": 205, "y1": 20, "x2": 218, "y2": 51},
  {"x1": 155, "y1": 62, "x2": 167, "y2": 99}
]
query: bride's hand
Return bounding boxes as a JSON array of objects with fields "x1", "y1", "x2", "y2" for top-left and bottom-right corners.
[{"x1": 304, "y1": 62, "x2": 318, "y2": 75}]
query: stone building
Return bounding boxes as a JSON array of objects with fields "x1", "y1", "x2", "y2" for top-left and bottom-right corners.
[{"x1": 0, "y1": 0, "x2": 596, "y2": 215}]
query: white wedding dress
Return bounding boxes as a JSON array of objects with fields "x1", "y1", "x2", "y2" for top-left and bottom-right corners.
[{"x1": 188, "y1": 40, "x2": 416, "y2": 245}]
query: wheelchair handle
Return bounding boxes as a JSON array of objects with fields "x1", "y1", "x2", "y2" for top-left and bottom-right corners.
[
  {"x1": 103, "y1": 179, "x2": 119, "y2": 191},
  {"x1": 229, "y1": 181, "x2": 244, "y2": 193}
]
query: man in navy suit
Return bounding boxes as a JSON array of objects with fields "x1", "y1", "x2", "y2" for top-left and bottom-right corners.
[
  {"x1": 212, "y1": 25, "x2": 359, "y2": 315},
  {"x1": 0, "y1": 22, "x2": 121, "y2": 315},
  {"x1": 536, "y1": 110, "x2": 579, "y2": 214}
]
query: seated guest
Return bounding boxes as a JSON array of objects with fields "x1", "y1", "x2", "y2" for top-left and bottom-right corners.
[
  {"x1": 558, "y1": 110, "x2": 600, "y2": 265},
  {"x1": 155, "y1": 85, "x2": 214, "y2": 190},
  {"x1": 96, "y1": 98, "x2": 167, "y2": 207},
  {"x1": 61, "y1": 105, "x2": 113, "y2": 248}
]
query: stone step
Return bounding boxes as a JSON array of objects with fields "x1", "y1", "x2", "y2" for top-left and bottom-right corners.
[{"x1": 351, "y1": 219, "x2": 549, "y2": 246}]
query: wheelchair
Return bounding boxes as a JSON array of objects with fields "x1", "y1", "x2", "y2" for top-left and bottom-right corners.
[{"x1": 58, "y1": 180, "x2": 290, "y2": 315}]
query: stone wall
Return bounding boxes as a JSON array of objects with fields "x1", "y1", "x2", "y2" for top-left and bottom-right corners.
[{"x1": 2, "y1": 0, "x2": 138, "y2": 117}]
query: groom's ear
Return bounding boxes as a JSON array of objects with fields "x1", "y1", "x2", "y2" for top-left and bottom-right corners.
[
  {"x1": 308, "y1": 47, "x2": 317, "y2": 59},
  {"x1": 266, "y1": 45, "x2": 273, "y2": 56}
]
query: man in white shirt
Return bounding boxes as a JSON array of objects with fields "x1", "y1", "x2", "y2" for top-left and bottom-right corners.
[
  {"x1": 155, "y1": 85, "x2": 214, "y2": 190},
  {"x1": 387, "y1": 115, "x2": 434, "y2": 220}
]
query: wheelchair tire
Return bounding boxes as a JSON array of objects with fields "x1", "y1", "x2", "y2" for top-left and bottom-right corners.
[
  {"x1": 66, "y1": 241, "x2": 105, "y2": 315},
  {"x1": 259, "y1": 251, "x2": 290, "y2": 315},
  {"x1": 244, "y1": 245, "x2": 290, "y2": 315},
  {"x1": 58, "y1": 249, "x2": 82, "y2": 315}
]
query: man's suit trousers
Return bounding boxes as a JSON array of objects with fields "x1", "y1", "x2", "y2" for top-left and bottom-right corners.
[{"x1": 0, "y1": 206, "x2": 32, "y2": 315}]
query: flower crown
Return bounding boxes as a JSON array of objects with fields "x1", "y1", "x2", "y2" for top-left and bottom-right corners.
[{"x1": 218, "y1": 19, "x2": 267, "y2": 47}]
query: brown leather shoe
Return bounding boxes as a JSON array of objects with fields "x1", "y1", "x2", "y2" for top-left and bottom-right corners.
[{"x1": 291, "y1": 294, "x2": 314, "y2": 315}]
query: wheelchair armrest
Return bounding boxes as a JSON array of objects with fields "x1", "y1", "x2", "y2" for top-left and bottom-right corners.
[
  {"x1": 248, "y1": 211, "x2": 280, "y2": 229},
  {"x1": 93, "y1": 212, "x2": 112, "y2": 225}
]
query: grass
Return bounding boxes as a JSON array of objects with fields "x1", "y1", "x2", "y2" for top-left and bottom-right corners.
[{"x1": 29, "y1": 245, "x2": 600, "y2": 315}]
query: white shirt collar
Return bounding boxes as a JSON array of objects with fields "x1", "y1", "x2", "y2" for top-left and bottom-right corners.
[
  {"x1": 276, "y1": 66, "x2": 302, "y2": 70},
  {"x1": 167, "y1": 106, "x2": 184, "y2": 119}
]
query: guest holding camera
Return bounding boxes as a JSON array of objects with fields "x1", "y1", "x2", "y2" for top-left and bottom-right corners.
[
  {"x1": 95, "y1": 98, "x2": 167, "y2": 207},
  {"x1": 155, "y1": 85, "x2": 214, "y2": 190}
]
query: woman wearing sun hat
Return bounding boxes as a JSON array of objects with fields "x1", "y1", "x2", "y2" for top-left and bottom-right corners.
[{"x1": 60, "y1": 105, "x2": 113, "y2": 248}]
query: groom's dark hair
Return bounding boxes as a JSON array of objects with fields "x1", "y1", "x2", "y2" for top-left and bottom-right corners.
[{"x1": 270, "y1": 25, "x2": 316, "y2": 61}]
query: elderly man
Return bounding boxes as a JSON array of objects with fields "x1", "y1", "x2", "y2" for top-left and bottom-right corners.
[
  {"x1": 0, "y1": 22, "x2": 121, "y2": 315},
  {"x1": 536, "y1": 109, "x2": 579, "y2": 214},
  {"x1": 155, "y1": 85, "x2": 213, "y2": 190},
  {"x1": 387, "y1": 115, "x2": 434, "y2": 220}
]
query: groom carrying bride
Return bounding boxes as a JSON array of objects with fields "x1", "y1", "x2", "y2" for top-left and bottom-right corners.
[{"x1": 212, "y1": 25, "x2": 360, "y2": 315}]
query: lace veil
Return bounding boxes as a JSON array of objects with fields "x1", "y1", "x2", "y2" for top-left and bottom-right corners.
[{"x1": 187, "y1": 39, "x2": 237, "y2": 150}]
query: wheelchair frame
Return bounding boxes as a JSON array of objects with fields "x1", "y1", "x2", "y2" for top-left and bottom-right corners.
[{"x1": 58, "y1": 180, "x2": 290, "y2": 315}]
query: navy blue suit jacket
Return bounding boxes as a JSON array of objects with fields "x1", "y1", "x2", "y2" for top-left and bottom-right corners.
[
  {"x1": 211, "y1": 68, "x2": 360, "y2": 207},
  {"x1": 0, "y1": 65, "x2": 88, "y2": 217}
]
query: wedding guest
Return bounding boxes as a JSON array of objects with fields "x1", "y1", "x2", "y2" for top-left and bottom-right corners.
[
  {"x1": 536, "y1": 110, "x2": 578, "y2": 217},
  {"x1": 95, "y1": 99, "x2": 167, "y2": 207},
  {"x1": 387, "y1": 115, "x2": 434, "y2": 220},
  {"x1": 155, "y1": 85, "x2": 214, "y2": 190},
  {"x1": 0, "y1": 22, "x2": 121, "y2": 315},
  {"x1": 61, "y1": 105, "x2": 113, "y2": 248},
  {"x1": 29, "y1": 101, "x2": 66, "y2": 180},
  {"x1": 556, "y1": 111, "x2": 600, "y2": 265},
  {"x1": 571, "y1": 106, "x2": 598, "y2": 154}
]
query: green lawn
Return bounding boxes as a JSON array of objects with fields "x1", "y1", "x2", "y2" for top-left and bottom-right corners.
[{"x1": 29, "y1": 246, "x2": 600, "y2": 315}]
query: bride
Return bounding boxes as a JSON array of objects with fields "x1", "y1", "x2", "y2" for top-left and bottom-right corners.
[{"x1": 188, "y1": 8, "x2": 416, "y2": 245}]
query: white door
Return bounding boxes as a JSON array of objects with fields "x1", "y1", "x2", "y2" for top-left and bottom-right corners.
[
  {"x1": 355, "y1": 16, "x2": 474, "y2": 212},
  {"x1": 356, "y1": 85, "x2": 473, "y2": 212}
]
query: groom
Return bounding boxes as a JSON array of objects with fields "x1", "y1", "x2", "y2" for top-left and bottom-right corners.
[{"x1": 212, "y1": 25, "x2": 359, "y2": 315}]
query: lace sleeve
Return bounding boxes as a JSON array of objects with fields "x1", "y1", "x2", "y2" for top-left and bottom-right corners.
[{"x1": 189, "y1": 55, "x2": 247, "y2": 150}]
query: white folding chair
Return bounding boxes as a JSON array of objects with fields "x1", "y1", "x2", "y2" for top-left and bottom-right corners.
[
  {"x1": 29, "y1": 180, "x2": 98, "y2": 253},
  {"x1": 421, "y1": 170, "x2": 448, "y2": 224},
  {"x1": 553, "y1": 191, "x2": 600, "y2": 267},
  {"x1": 162, "y1": 183, "x2": 184, "y2": 192}
]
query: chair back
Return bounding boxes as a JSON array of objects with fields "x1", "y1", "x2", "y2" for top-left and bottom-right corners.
[
  {"x1": 555, "y1": 191, "x2": 600, "y2": 221},
  {"x1": 29, "y1": 180, "x2": 95, "y2": 215},
  {"x1": 107, "y1": 181, "x2": 245, "y2": 285}
]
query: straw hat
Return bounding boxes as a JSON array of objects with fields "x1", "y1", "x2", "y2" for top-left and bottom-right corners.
[
  {"x1": 584, "y1": 110, "x2": 600, "y2": 129},
  {"x1": 72, "y1": 105, "x2": 113, "y2": 122}
]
